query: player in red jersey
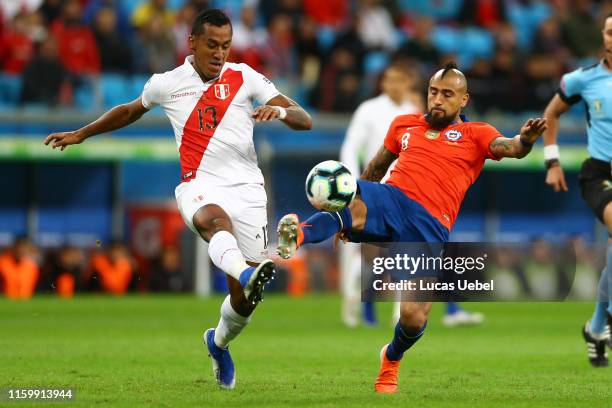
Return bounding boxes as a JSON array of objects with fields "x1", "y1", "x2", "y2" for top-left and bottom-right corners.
[
  {"x1": 277, "y1": 62, "x2": 547, "y2": 393},
  {"x1": 44, "y1": 9, "x2": 312, "y2": 390}
]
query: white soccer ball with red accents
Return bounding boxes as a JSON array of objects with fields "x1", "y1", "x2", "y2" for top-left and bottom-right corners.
[{"x1": 305, "y1": 160, "x2": 357, "y2": 212}]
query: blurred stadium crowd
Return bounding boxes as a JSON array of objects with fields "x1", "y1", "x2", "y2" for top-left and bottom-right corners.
[
  {"x1": 0, "y1": 235, "x2": 604, "y2": 298},
  {"x1": 1, "y1": 0, "x2": 610, "y2": 298},
  {"x1": 1, "y1": 0, "x2": 611, "y2": 113}
]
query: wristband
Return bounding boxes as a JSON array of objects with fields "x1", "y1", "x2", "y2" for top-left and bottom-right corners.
[
  {"x1": 543, "y1": 144, "x2": 560, "y2": 160},
  {"x1": 545, "y1": 158, "x2": 560, "y2": 169},
  {"x1": 275, "y1": 106, "x2": 287, "y2": 120}
]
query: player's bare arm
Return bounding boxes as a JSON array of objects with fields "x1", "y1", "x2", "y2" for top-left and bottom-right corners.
[
  {"x1": 361, "y1": 146, "x2": 398, "y2": 182},
  {"x1": 252, "y1": 94, "x2": 312, "y2": 130},
  {"x1": 489, "y1": 118, "x2": 548, "y2": 159},
  {"x1": 543, "y1": 94, "x2": 571, "y2": 192},
  {"x1": 44, "y1": 98, "x2": 149, "y2": 151}
]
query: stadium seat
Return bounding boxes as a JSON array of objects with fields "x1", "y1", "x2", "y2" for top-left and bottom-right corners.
[
  {"x1": 363, "y1": 52, "x2": 389, "y2": 75},
  {"x1": 0, "y1": 74, "x2": 22, "y2": 108},
  {"x1": 131, "y1": 75, "x2": 150, "y2": 99},
  {"x1": 508, "y1": 1, "x2": 552, "y2": 49},
  {"x1": 431, "y1": 26, "x2": 460, "y2": 54},
  {"x1": 461, "y1": 28, "x2": 494, "y2": 59},
  {"x1": 397, "y1": 0, "x2": 462, "y2": 20},
  {"x1": 73, "y1": 77, "x2": 96, "y2": 111},
  {"x1": 100, "y1": 74, "x2": 131, "y2": 109}
]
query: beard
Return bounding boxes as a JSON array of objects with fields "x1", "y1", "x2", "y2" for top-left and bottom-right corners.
[{"x1": 425, "y1": 109, "x2": 457, "y2": 129}]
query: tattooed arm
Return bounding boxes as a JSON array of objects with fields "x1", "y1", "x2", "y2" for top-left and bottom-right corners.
[
  {"x1": 361, "y1": 146, "x2": 398, "y2": 182},
  {"x1": 490, "y1": 117, "x2": 548, "y2": 159}
]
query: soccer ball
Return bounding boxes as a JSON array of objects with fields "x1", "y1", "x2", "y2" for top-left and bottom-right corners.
[{"x1": 305, "y1": 160, "x2": 357, "y2": 212}]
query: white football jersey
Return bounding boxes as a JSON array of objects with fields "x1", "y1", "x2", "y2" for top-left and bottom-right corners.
[{"x1": 142, "y1": 56, "x2": 280, "y2": 186}]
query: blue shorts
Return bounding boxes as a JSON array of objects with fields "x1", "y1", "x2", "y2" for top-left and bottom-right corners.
[
  {"x1": 350, "y1": 181, "x2": 450, "y2": 282},
  {"x1": 347, "y1": 180, "x2": 449, "y2": 244}
]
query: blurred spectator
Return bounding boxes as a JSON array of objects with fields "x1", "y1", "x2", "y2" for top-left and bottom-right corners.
[
  {"x1": 87, "y1": 241, "x2": 134, "y2": 295},
  {"x1": 329, "y1": 15, "x2": 367, "y2": 69},
  {"x1": 561, "y1": 0, "x2": 602, "y2": 57},
  {"x1": 92, "y1": 7, "x2": 132, "y2": 73},
  {"x1": 149, "y1": 246, "x2": 184, "y2": 292},
  {"x1": 533, "y1": 16, "x2": 567, "y2": 55},
  {"x1": 303, "y1": 0, "x2": 348, "y2": 27},
  {"x1": 485, "y1": 48, "x2": 521, "y2": 112},
  {"x1": 38, "y1": 0, "x2": 63, "y2": 24},
  {"x1": 19, "y1": 35, "x2": 69, "y2": 106},
  {"x1": 487, "y1": 247, "x2": 528, "y2": 300},
  {"x1": 0, "y1": 11, "x2": 35, "y2": 73},
  {"x1": 259, "y1": 0, "x2": 302, "y2": 27},
  {"x1": 519, "y1": 53, "x2": 562, "y2": 112},
  {"x1": 0, "y1": 0, "x2": 42, "y2": 21},
  {"x1": 466, "y1": 57, "x2": 495, "y2": 113},
  {"x1": 133, "y1": 13, "x2": 176, "y2": 74},
  {"x1": 83, "y1": 0, "x2": 132, "y2": 37},
  {"x1": 260, "y1": 13, "x2": 294, "y2": 79},
  {"x1": 393, "y1": 16, "x2": 440, "y2": 69},
  {"x1": 357, "y1": 0, "x2": 397, "y2": 51},
  {"x1": 46, "y1": 245, "x2": 84, "y2": 297},
  {"x1": 314, "y1": 47, "x2": 362, "y2": 112},
  {"x1": 231, "y1": 5, "x2": 267, "y2": 52},
  {"x1": 458, "y1": 0, "x2": 507, "y2": 29},
  {"x1": 523, "y1": 239, "x2": 563, "y2": 300},
  {"x1": 494, "y1": 22, "x2": 518, "y2": 53},
  {"x1": 173, "y1": 2, "x2": 197, "y2": 62},
  {"x1": 566, "y1": 236, "x2": 599, "y2": 299},
  {"x1": 131, "y1": 0, "x2": 175, "y2": 32},
  {"x1": 295, "y1": 16, "x2": 322, "y2": 90},
  {"x1": 0, "y1": 237, "x2": 39, "y2": 299},
  {"x1": 50, "y1": 0, "x2": 100, "y2": 75}
]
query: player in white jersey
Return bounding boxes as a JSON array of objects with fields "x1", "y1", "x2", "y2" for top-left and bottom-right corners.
[
  {"x1": 339, "y1": 62, "x2": 483, "y2": 328},
  {"x1": 44, "y1": 9, "x2": 312, "y2": 389}
]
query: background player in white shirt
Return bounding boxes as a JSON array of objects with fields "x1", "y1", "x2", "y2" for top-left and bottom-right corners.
[
  {"x1": 339, "y1": 62, "x2": 483, "y2": 328},
  {"x1": 44, "y1": 9, "x2": 312, "y2": 390}
]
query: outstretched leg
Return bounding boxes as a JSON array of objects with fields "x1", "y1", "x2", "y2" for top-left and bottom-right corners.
[{"x1": 277, "y1": 197, "x2": 367, "y2": 259}]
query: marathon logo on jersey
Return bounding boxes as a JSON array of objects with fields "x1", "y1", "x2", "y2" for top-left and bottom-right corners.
[
  {"x1": 444, "y1": 129, "x2": 462, "y2": 142},
  {"x1": 214, "y1": 84, "x2": 231, "y2": 100}
]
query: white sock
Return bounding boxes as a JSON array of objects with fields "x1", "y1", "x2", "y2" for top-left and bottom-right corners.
[
  {"x1": 208, "y1": 231, "x2": 249, "y2": 281},
  {"x1": 214, "y1": 295, "x2": 251, "y2": 348}
]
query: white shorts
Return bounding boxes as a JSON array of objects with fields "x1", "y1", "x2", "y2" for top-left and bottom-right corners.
[{"x1": 175, "y1": 180, "x2": 269, "y2": 263}]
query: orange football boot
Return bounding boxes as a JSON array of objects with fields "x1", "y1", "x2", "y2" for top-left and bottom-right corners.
[{"x1": 374, "y1": 345, "x2": 400, "y2": 394}]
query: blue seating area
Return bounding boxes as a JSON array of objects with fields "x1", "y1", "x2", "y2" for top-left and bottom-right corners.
[{"x1": 0, "y1": 74, "x2": 21, "y2": 107}]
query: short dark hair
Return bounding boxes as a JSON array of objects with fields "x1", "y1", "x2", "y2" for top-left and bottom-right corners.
[
  {"x1": 386, "y1": 60, "x2": 416, "y2": 78},
  {"x1": 191, "y1": 8, "x2": 232, "y2": 36},
  {"x1": 441, "y1": 61, "x2": 459, "y2": 78}
]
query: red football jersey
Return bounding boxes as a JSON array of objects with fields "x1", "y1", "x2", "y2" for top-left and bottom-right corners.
[{"x1": 383, "y1": 113, "x2": 502, "y2": 230}]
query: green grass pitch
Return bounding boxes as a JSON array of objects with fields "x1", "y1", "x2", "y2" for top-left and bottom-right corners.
[{"x1": 0, "y1": 295, "x2": 609, "y2": 407}]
